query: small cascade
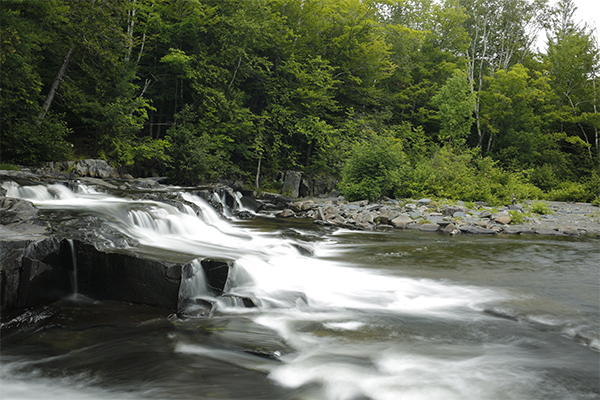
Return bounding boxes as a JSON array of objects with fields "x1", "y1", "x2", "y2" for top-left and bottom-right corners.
[{"x1": 67, "y1": 239, "x2": 78, "y2": 294}]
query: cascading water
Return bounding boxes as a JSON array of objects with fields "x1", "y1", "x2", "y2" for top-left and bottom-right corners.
[
  {"x1": 1, "y1": 180, "x2": 598, "y2": 400},
  {"x1": 67, "y1": 239, "x2": 78, "y2": 294}
]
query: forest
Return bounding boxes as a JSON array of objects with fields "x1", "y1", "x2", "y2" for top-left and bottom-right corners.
[{"x1": 1, "y1": 0, "x2": 598, "y2": 205}]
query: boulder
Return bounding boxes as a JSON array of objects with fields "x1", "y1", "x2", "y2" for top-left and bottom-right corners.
[
  {"x1": 277, "y1": 209, "x2": 295, "y2": 218},
  {"x1": 73, "y1": 159, "x2": 119, "y2": 179},
  {"x1": 459, "y1": 225, "x2": 498, "y2": 234},
  {"x1": 391, "y1": 214, "x2": 413, "y2": 228},
  {"x1": 442, "y1": 223, "x2": 460, "y2": 235},
  {"x1": 1, "y1": 236, "x2": 73, "y2": 311},
  {"x1": 419, "y1": 223, "x2": 440, "y2": 232},
  {"x1": 480, "y1": 210, "x2": 492, "y2": 218},
  {"x1": 535, "y1": 227, "x2": 560, "y2": 235},
  {"x1": 257, "y1": 192, "x2": 295, "y2": 209},
  {"x1": 0, "y1": 197, "x2": 39, "y2": 226},
  {"x1": 492, "y1": 212, "x2": 511, "y2": 225},
  {"x1": 74, "y1": 242, "x2": 184, "y2": 311},
  {"x1": 561, "y1": 227, "x2": 580, "y2": 236},
  {"x1": 358, "y1": 211, "x2": 377, "y2": 225},
  {"x1": 502, "y1": 225, "x2": 535, "y2": 235},
  {"x1": 281, "y1": 170, "x2": 303, "y2": 198},
  {"x1": 443, "y1": 205, "x2": 465, "y2": 216},
  {"x1": 377, "y1": 209, "x2": 399, "y2": 225},
  {"x1": 200, "y1": 259, "x2": 233, "y2": 296},
  {"x1": 240, "y1": 195, "x2": 262, "y2": 212}
]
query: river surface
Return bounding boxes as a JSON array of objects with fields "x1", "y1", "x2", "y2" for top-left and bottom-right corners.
[{"x1": 1, "y1": 182, "x2": 599, "y2": 400}]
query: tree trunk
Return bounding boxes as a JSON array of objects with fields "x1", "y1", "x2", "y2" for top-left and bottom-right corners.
[
  {"x1": 255, "y1": 156, "x2": 262, "y2": 189},
  {"x1": 37, "y1": 46, "x2": 75, "y2": 124}
]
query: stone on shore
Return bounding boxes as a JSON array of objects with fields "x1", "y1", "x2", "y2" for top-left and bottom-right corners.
[
  {"x1": 391, "y1": 214, "x2": 413, "y2": 228},
  {"x1": 419, "y1": 223, "x2": 440, "y2": 232},
  {"x1": 492, "y1": 212, "x2": 511, "y2": 225}
]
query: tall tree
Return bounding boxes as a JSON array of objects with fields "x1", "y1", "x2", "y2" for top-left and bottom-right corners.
[
  {"x1": 544, "y1": 0, "x2": 599, "y2": 162},
  {"x1": 431, "y1": 69, "x2": 476, "y2": 146},
  {"x1": 460, "y1": 0, "x2": 547, "y2": 149}
]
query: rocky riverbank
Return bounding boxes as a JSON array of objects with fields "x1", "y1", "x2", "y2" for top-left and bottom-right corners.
[{"x1": 272, "y1": 196, "x2": 600, "y2": 237}]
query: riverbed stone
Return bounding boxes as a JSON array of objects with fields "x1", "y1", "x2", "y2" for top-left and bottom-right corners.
[
  {"x1": 480, "y1": 210, "x2": 492, "y2": 218},
  {"x1": 453, "y1": 211, "x2": 467, "y2": 218},
  {"x1": 410, "y1": 210, "x2": 423, "y2": 219},
  {"x1": 419, "y1": 223, "x2": 440, "y2": 232},
  {"x1": 493, "y1": 212, "x2": 512, "y2": 225},
  {"x1": 277, "y1": 209, "x2": 295, "y2": 218},
  {"x1": 442, "y1": 223, "x2": 460, "y2": 235},
  {"x1": 502, "y1": 225, "x2": 535, "y2": 235},
  {"x1": 459, "y1": 225, "x2": 498, "y2": 235},
  {"x1": 560, "y1": 227, "x2": 580, "y2": 236},
  {"x1": 417, "y1": 198, "x2": 432, "y2": 207},
  {"x1": 377, "y1": 209, "x2": 399, "y2": 225},
  {"x1": 534, "y1": 227, "x2": 560, "y2": 235},
  {"x1": 391, "y1": 214, "x2": 413, "y2": 228}
]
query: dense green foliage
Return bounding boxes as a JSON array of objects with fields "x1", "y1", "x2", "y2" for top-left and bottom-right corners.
[{"x1": 1, "y1": 0, "x2": 598, "y2": 203}]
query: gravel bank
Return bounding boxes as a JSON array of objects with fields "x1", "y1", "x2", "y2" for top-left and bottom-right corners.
[{"x1": 273, "y1": 197, "x2": 600, "y2": 237}]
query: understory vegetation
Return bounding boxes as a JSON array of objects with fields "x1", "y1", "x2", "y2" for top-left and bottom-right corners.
[{"x1": 1, "y1": 0, "x2": 598, "y2": 204}]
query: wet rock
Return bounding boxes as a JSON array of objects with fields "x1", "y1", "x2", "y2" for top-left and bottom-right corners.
[
  {"x1": 200, "y1": 259, "x2": 233, "y2": 296},
  {"x1": 443, "y1": 223, "x2": 460, "y2": 235},
  {"x1": 277, "y1": 209, "x2": 295, "y2": 218},
  {"x1": 240, "y1": 195, "x2": 262, "y2": 212},
  {"x1": 0, "y1": 197, "x2": 39, "y2": 225},
  {"x1": 74, "y1": 241, "x2": 185, "y2": 311},
  {"x1": 220, "y1": 295, "x2": 260, "y2": 308},
  {"x1": 1, "y1": 237, "x2": 73, "y2": 311},
  {"x1": 560, "y1": 227, "x2": 580, "y2": 236}
]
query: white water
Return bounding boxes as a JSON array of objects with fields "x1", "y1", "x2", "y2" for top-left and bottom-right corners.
[{"x1": 2, "y1": 181, "x2": 598, "y2": 400}]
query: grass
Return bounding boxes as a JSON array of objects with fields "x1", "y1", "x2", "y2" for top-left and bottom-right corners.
[{"x1": 0, "y1": 163, "x2": 20, "y2": 171}]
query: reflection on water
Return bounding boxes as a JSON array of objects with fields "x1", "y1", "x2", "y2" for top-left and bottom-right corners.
[{"x1": 1, "y1": 182, "x2": 599, "y2": 400}]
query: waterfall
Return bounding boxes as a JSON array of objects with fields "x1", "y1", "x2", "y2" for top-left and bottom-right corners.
[{"x1": 67, "y1": 239, "x2": 78, "y2": 294}]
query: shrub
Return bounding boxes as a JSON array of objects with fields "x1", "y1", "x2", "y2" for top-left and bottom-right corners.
[
  {"x1": 529, "y1": 201, "x2": 554, "y2": 215},
  {"x1": 395, "y1": 147, "x2": 543, "y2": 206},
  {"x1": 547, "y1": 181, "x2": 589, "y2": 202},
  {"x1": 339, "y1": 137, "x2": 408, "y2": 202}
]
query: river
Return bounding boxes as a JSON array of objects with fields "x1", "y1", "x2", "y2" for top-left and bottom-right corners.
[{"x1": 1, "y1": 182, "x2": 599, "y2": 400}]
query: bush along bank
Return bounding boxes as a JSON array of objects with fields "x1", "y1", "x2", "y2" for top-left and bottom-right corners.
[{"x1": 273, "y1": 197, "x2": 600, "y2": 237}]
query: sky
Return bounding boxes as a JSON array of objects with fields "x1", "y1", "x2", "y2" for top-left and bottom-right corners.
[{"x1": 536, "y1": 0, "x2": 599, "y2": 52}]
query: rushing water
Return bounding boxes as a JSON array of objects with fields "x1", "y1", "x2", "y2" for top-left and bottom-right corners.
[{"x1": 1, "y1": 181, "x2": 599, "y2": 400}]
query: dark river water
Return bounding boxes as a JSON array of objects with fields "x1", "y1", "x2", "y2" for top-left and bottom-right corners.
[{"x1": 1, "y1": 182, "x2": 599, "y2": 400}]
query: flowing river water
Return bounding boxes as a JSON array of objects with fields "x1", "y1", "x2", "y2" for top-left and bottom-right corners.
[{"x1": 1, "y1": 182, "x2": 599, "y2": 400}]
